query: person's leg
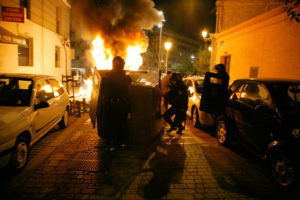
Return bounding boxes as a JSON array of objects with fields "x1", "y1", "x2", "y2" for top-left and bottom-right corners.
[
  {"x1": 174, "y1": 110, "x2": 186, "y2": 134},
  {"x1": 163, "y1": 106, "x2": 176, "y2": 132},
  {"x1": 118, "y1": 112, "x2": 128, "y2": 149}
]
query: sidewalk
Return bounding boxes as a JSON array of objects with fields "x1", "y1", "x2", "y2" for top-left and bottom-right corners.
[{"x1": 1, "y1": 113, "x2": 299, "y2": 200}]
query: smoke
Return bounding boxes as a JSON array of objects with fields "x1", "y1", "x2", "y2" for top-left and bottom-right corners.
[{"x1": 71, "y1": 0, "x2": 164, "y2": 64}]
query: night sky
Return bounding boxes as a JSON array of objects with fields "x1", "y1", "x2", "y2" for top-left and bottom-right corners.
[{"x1": 153, "y1": 0, "x2": 216, "y2": 41}]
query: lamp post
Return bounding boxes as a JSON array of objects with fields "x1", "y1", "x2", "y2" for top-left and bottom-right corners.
[
  {"x1": 61, "y1": 37, "x2": 70, "y2": 93},
  {"x1": 202, "y1": 29, "x2": 215, "y2": 70},
  {"x1": 164, "y1": 41, "x2": 172, "y2": 73},
  {"x1": 157, "y1": 11, "x2": 164, "y2": 93},
  {"x1": 202, "y1": 30, "x2": 208, "y2": 40}
]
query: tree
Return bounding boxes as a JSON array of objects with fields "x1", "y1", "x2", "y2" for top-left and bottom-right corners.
[
  {"x1": 176, "y1": 58, "x2": 194, "y2": 76},
  {"x1": 193, "y1": 44, "x2": 211, "y2": 75},
  {"x1": 280, "y1": 0, "x2": 300, "y2": 22}
]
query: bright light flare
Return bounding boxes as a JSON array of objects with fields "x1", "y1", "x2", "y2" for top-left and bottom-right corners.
[
  {"x1": 91, "y1": 35, "x2": 113, "y2": 70},
  {"x1": 91, "y1": 34, "x2": 145, "y2": 71},
  {"x1": 77, "y1": 78, "x2": 93, "y2": 100},
  {"x1": 125, "y1": 46, "x2": 143, "y2": 71},
  {"x1": 164, "y1": 42, "x2": 172, "y2": 51}
]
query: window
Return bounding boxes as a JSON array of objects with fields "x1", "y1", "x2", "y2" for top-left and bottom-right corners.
[
  {"x1": 56, "y1": 7, "x2": 61, "y2": 34},
  {"x1": 241, "y1": 83, "x2": 271, "y2": 107},
  {"x1": 195, "y1": 80, "x2": 204, "y2": 94},
  {"x1": 187, "y1": 80, "x2": 194, "y2": 97},
  {"x1": 230, "y1": 81, "x2": 243, "y2": 100},
  {"x1": 48, "y1": 79, "x2": 64, "y2": 97},
  {"x1": 55, "y1": 46, "x2": 60, "y2": 68},
  {"x1": 18, "y1": 38, "x2": 33, "y2": 66},
  {"x1": 36, "y1": 79, "x2": 54, "y2": 102},
  {"x1": 20, "y1": 0, "x2": 30, "y2": 19},
  {"x1": 0, "y1": 78, "x2": 32, "y2": 106}
]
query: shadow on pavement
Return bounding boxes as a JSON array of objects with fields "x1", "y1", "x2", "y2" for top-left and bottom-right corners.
[
  {"x1": 139, "y1": 136, "x2": 186, "y2": 199},
  {"x1": 94, "y1": 138, "x2": 163, "y2": 198},
  {"x1": 202, "y1": 144, "x2": 300, "y2": 199}
]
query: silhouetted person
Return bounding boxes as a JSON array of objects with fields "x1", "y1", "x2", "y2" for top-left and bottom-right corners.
[
  {"x1": 102, "y1": 56, "x2": 132, "y2": 151},
  {"x1": 163, "y1": 73, "x2": 188, "y2": 135},
  {"x1": 212, "y1": 63, "x2": 230, "y2": 117}
]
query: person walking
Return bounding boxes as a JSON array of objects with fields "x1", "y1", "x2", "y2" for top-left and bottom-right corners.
[
  {"x1": 163, "y1": 73, "x2": 188, "y2": 135},
  {"x1": 102, "y1": 56, "x2": 132, "y2": 151}
]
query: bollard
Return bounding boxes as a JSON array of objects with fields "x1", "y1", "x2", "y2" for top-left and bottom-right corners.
[{"x1": 77, "y1": 101, "x2": 81, "y2": 117}]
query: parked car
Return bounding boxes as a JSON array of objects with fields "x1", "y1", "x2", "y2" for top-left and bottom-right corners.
[
  {"x1": 183, "y1": 76, "x2": 214, "y2": 127},
  {"x1": 0, "y1": 73, "x2": 69, "y2": 171},
  {"x1": 213, "y1": 78, "x2": 300, "y2": 187}
]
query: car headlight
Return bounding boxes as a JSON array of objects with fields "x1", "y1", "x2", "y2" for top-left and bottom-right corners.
[{"x1": 292, "y1": 129, "x2": 300, "y2": 138}]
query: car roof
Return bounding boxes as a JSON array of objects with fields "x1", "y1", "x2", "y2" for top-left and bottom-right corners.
[
  {"x1": 233, "y1": 78, "x2": 300, "y2": 85},
  {"x1": 183, "y1": 76, "x2": 205, "y2": 81},
  {"x1": 0, "y1": 73, "x2": 53, "y2": 80}
]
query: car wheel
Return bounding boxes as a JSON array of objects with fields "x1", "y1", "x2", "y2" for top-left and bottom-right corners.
[
  {"x1": 216, "y1": 118, "x2": 231, "y2": 145},
  {"x1": 59, "y1": 109, "x2": 68, "y2": 129},
  {"x1": 10, "y1": 137, "x2": 29, "y2": 170},
  {"x1": 270, "y1": 153, "x2": 295, "y2": 187},
  {"x1": 192, "y1": 107, "x2": 199, "y2": 128}
]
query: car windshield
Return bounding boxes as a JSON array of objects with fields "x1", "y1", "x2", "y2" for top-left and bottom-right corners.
[
  {"x1": 0, "y1": 77, "x2": 33, "y2": 106},
  {"x1": 268, "y1": 83, "x2": 300, "y2": 116},
  {"x1": 195, "y1": 79, "x2": 204, "y2": 94}
]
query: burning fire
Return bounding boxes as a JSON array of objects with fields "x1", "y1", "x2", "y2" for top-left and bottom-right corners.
[
  {"x1": 76, "y1": 79, "x2": 93, "y2": 101},
  {"x1": 91, "y1": 34, "x2": 146, "y2": 71}
]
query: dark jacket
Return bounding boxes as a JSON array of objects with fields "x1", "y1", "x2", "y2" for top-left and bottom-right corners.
[{"x1": 166, "y1": 81, "x2": 188, "y2": 110}]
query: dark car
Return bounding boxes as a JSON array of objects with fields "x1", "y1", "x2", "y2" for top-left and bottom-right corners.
[{"x1": 213, "y1": 78, "x2": 300, "y2": 187}]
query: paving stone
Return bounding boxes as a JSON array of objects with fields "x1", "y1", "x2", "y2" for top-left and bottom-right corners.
[{"x1": 2, "y1": 114, "x2": 300, "y2": 200}]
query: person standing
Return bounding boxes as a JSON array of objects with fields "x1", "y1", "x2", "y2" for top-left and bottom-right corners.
[
  {"x1": 163, "y1": 73, "x2": 188, "y2": 135},
  {"x1": 102, "y1": 56, "x2": 132, "y2": 151}
]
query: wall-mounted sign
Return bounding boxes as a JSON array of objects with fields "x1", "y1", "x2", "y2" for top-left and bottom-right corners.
[{"x1": 2, "y1": 6, "x2": 24, "y2": 23}]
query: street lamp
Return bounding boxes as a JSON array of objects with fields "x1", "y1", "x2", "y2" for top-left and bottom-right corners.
[
  {"x1": 164, "y1": 41, "x2": 172, "y2": 73},
  {"x1": 208, "y1": 46, "x2": 212, "y2": 52},
  {"x1": 202, "y1": 30, "x2": 208, "y2": 38},
  {"x1": 158, "y1": 11, "x2": 164, "y2": 73}
]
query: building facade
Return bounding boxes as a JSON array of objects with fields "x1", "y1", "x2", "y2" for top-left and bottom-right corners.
[
  {"x1": 0, "y1": 0, "x2": 71, "y2": 80},
  {"x1": 213, "y1": 0, "x2": 300, "y2": 83},
  {"x1": 145, "y1": 27, "x2": 199, "y2": 74}
]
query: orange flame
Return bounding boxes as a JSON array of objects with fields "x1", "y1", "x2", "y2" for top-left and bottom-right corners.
[{"x1": 91, "y1": 34, "x2": 146, "y2": 71}]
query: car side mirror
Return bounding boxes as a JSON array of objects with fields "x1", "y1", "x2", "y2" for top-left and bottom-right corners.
[{"x1": 34, "y1": 101, "x2": 49, "y2": 110}]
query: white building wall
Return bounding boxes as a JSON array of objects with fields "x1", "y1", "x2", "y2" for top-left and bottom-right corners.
[{"x1": 0, "y1": 0, "x2": 70, "y2": 81}]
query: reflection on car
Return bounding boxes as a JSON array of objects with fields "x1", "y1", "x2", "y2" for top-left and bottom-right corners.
[
  {"x1": 210, "y1": 78, "x2": 300, "y2": 187},
  {"x1": 0, "y1": 73, "x2": 69, "y2": 171},
  {"x1": 183, "y1": 76, "x2": 214, "y2": 127}
]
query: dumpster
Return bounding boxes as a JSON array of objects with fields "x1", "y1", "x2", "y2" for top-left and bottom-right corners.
[{"x1": 89, "y1": 69, "x2": 165, "y2": 144}]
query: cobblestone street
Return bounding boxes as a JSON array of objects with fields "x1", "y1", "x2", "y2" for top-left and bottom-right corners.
[{"x1": 1, "y1": 113, "x2": 299, "y2": 200}]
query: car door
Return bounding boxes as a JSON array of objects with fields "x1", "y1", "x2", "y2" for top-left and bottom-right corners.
[
  {"x1": 233, "y1": 81, "x2": 276, "y2": 155},
  {"x1": 33, "y1": 79, "x2": 56, "y2": 136},
  {"x1": 48, "y1": 78, "x2": 68, "y2": 120},
  {"x1": 200, "y1": 72, "x2": 229, "y2": 115}
]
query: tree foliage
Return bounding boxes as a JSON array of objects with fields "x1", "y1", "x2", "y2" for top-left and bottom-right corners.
[
  {"x1": 193, "y1": 44, "x2": 211, "y2": 74},
  {"x1": 279, "y1": 0, "x2": 300, "y2": 22},
  {"x1": 176, "y1": 58, "x2": 194, "y2": 76}
]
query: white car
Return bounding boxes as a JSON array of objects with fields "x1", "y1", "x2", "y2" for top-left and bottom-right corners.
[
  {"x1": 183, "y1": 76, "x2": 214, "y2": 127},
  {"x1": 0, "y1": 74, "x2": 69, "y2": 170}
]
